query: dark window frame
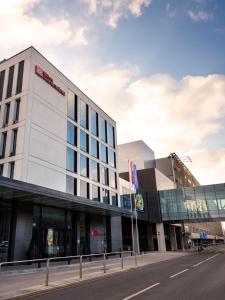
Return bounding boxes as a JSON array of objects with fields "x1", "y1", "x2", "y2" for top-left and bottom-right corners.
[
  {"x1": 10, "y1": 128, "x2": 18, "y2": 156},
  {"x1": 6, "y1": 65, "x2": 15, "y2": 99},
  {"x1": 16, "y1": 60, "x2": 24, "y2": 95},
  {"x1": 0, "y1": 132, "x2": 7, "y2": 159},
  {"x1": 0, "y1": 70, "x2": 5, "y2": 101}
]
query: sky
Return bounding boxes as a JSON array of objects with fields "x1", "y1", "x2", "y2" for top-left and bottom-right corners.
[{"x1": 1, "y1": 0, "x2": 225, "y2": 185}]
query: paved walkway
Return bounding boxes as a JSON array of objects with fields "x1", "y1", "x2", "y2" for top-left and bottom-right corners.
[{"x1": 0, "y1": 252, "x2": 188, "y2": 300}]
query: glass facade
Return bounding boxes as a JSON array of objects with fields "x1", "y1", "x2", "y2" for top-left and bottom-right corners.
[
  {"x1": 108, "y1": 124, "x2": 115, "y2": 148},
  {"x1": 91, "y1": 110, "x2": 98, "y2": 136},
  {"x1": 160, "y1": 183, "x2": 225, "y2": 221},
  {"x1": 80, "y1": 130, "x2": 89, "y2": 153},
  {"x1": 67, "y1": 121, "x2": 77, "y2": 146},
  {"x1": 101, "y1": 144, "x2": 108, "y2": 164},
  {"x1": 100, "y1": 117, "x2": 107, "y2": 142},
  {"x1": 80, "y1": 154, "x2": 89, "y2": 178},
  {"x1": 80, "y1": 100, "x2": 89, "y2": 129},
  {"x1": 67, "y1": 90, "x2": 77, "y2": 121},
  {"x1": 66, "y1": 175, "x2": 77, "y2": 195},
  {"x1": 109, "y1": 149, "x2": 116, "y2": 168},
  {"x1": 0, "y1": 201, "x2": 11, "y2": 262},
  {"x1": 92, "y1": 185, "x2": 100, "y2": 201},
  {"x1": 109, "y1": 169, "x2": 117, "y2": 189},
  {"x1": 91, "y1": 137, "x2": 99, "y2": 158},
  {"x1": 80, "y1": 180, "x2": 89, "y2": 199},
  {"x1": 66, "y1": 147, "x2": 77, "y2": 173},
  {"x1": 111, "y1": 192, "x2": 118, "y2": 207},
  {"x1": 101, "y1": 166, "x2": 109, "y2": 186},
  {"x1": 91, "y1": 160, "x2": 100, "y2": 182},
  {"x1": 102, "y1": 188, "x2": 110, "y2": 204}
]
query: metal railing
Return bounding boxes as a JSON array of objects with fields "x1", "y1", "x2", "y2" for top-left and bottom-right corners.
[{"x1": 0, "y1": 251, "x2": 136, "y2": 287}]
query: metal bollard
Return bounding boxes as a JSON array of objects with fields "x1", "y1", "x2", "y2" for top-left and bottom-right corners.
[
  {"x1": 79, "y1": 256, "x2": 83, "y2": 279},
  {"x1": 121, "y1": 252, "x2": 124, "y2": 270},
  {"x1": 45, "y1": 259, "x2": 50, "y2": 286},
  {"x1": 103, "y1": 253, "x2": 106, "y2": 274}
]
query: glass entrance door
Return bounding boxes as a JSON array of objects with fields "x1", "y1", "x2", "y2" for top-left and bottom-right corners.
[{"x1": 42, "y1": 228, "x2": 65, "y2": 257}]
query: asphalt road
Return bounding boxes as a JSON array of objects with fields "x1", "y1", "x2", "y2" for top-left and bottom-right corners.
[{"x1": 30, "y1": 251, "x2": 225, "y2": 300}]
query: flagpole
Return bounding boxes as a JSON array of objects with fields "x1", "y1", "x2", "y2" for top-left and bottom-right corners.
[{"x1": 128, "y1": 160, "x2": 135, "y2": 254}]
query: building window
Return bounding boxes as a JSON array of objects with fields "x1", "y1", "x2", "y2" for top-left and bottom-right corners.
[
  {"x1": 109, "y1": 170, "x2": 117, "y2": 189},
  {"x1": 3, "y1": 103, "x2": 10, "y2": 127},
  {"x1": 13, "y1": 99, "x2": 20, "y2": 123},
  {"x1": 0, "y1": 164, "x2": 4, "y2": 176},
  {"x1": 111, "y1": 192, "x2": 118, "y2": 207},
  {"x1": 80, "y1": 180, "x2": 89, "y2": 199},
  {"x1": 9, "y1": 161, "x2": 15, "y2": 179},
  {"x1": 101, "y1": 144, "x2": 108, "y2": 164},
  {"x1": 91, "y1": 110, "x2": 98, "y2": 136},
  {"x1": 100, "y1": 117, "x2": 107, "y2": 142},
  {"x1": 0, "y1": 132, "x2": 7, "y2": 159},
  {"x1": 80, "y1": 130, "x2": 89, "y2": 153},
  {"x1": 80, "y1": 100, "x2": 89, "y2": 129},
  {"x1": 67, "y1": 91, "x2": 77, "y2": 121},
  {"x1": 91, "y1": 137, "x2": 99, "y2": 159},
  {"x1": 80, "y1": 154, "x2": 89, "y2": 178},
  {"x1": 16, "y1": 60, "x2": 24, "y2": 95},
  {"x1": 66, "y1": 147, "x2": 77, "y2": 173},
  {"x1": 92, "y1": 185, "x2": 100, "y2": 201},
  {"x1": 66, "y1": 175, "x2": 77, "y2": 195},
  {"x1": 67, "y1": 121, "x2": 77, "y2": 146},
  {"x1": 102, "y1": 188, "x2": 109, "y2": 204},
  {"x1": 109, "y1": 149, "x2": 116, "y2": 168},
  {"x1": 101, "y1": 166, "x2": 109, "y2": 186},
  {"x1": 91, "y1": 160, "x2": 100, "y2": 182},
  {"x1": 0, "y1": 70, "x2": 5, "y2": 101},
  {"x1": 108, "y1": 124, "x2": 115, "y2": 148},
  {"x1": 6, "y1": 65, "x2": 14, "y2": 99},
  {"x1": 10, "y1": 128, "x2": 18, "y2": 156}
]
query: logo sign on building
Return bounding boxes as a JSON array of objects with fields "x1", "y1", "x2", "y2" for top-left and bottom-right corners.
[
  {"x1": 90, "y1": 229, "x2": 104, "y2": 237},
  {"x1": 135, "y1": 194, "x2": 144, "y2": 211},
  {"x1": 35, "y1": 65, "x2": 65, "y2": 96},
  {"x1": 200, "y1": 231, "x2": 207, "y2": 239}
]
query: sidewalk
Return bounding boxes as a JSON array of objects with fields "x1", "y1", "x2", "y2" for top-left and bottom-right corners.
[{"x1": 0, "y1": 252, "x2": 188, "y2": 300}]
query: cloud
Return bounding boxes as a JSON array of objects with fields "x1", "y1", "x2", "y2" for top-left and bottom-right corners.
[
  {"x1": 166, "y1": 3, "x2": 176, "y2": 18},
  {"x1": 187, "y1": 10, "x2": 213, "y2": 21},
  {"x1": 69, "y1": 62, "x2": 225, "y2": 184},
  {"x1": 82, "y1": 0, "x2": 152, "y2": 28},
  {"x1": 0, "y1": 0, "x2": 89, "y2": 52}
]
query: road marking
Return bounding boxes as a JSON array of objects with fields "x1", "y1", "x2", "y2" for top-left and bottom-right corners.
[
  {"x1": 122, "y1": 283, "x2": 160, "y2": 300},
  {"x1": 169, "y1": 269, "x2": 189, "y2": 278},
  {"x1": 192, "y1": 253, "x2": 220, "y2": 268}
]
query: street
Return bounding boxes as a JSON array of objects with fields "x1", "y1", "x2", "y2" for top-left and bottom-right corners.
[{"x1": 29, "y1": 251, "x2": 225, "y2": 300}]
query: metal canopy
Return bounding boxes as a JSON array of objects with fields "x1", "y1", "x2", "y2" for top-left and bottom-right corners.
[{"x1": 0, "y1": 177, "x2": 131, "y2": 217}]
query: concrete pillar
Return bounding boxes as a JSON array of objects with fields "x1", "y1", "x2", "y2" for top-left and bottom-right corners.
[
  {"x1": 147, "y1": 224, "x2": 154, "y2": 251},
  {"x1": 169, "y1": 225, "x2": 178, "y2": 251},
  {"x1": 111, "y1": 216, "x2": 123, "y2": 252},
  {"x1": 11, "y1": 202, "x2": 33, "y2": 260},
  {"x1": 156, "y1": 223, "x2": 166, "y2": 252}
]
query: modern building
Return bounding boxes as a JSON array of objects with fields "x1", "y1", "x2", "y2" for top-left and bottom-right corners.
[{"x1": 0, "y1": 46, "x2": 129, "y2": 262}]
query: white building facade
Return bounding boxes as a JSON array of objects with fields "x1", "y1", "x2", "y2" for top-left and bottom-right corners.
[{"x1": 0, "y1": 47, "x2": 125, "y2": 261}]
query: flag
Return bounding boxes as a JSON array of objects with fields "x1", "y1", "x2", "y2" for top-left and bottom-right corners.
[
  {"x1": 128, "y1": 160, "x2": 134, "y2": 184},
  {"x1": 133, "y1": 163, "x2": 139, "y2": 191}
]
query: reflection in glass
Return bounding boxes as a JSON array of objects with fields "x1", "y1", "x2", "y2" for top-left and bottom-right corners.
[
  {"x1": 80, "y1": 100, "x2": 89, "y2": 129},
  {"x1": 100, "y1": 117, "x2": 107, "y2": 142},
  {"x1": 80, "y1": 154, "x2": 89, "y2": 177},
  {"x1": 91, "y1": 160, "x2": 99, "y2": 182},
  {"x1": 101, "y1": 166, "x2": 109, "y2": 186},
  {"x1": 92, "y1": 185, "x2": 100, "y2": 201},
  {"x1": 91, "y1": 137, "x2": 99, "y2": 158},
  {"x1": 101, "y1": 144, "x2": 108, "y2": 164},
  {"x1": 108, "y1": 124, "x2": 115, "y2": 148},
  {"x1": 109, "y1": 149, "x2": 116, "y2": 168},
  {"x1": 91, "y1": 110, "x2": 98, "y2": 136},
  {"x1": 102, "y1": 188, "x2": 110, "y2": 204},
  {"x1": 67, "y1": 121, "x2": 77, "y2": 146},
  {"x1": 66, "y1": 147, "x2": 76, "y2": 172},
  {"x1": 67, "y1": 90, "x2": 77, "y2": 121},
  {"x1": 80, "y1": 180, "x2": 89, "y2": 199},
  {"x1": 80, "y1": 130, "x2": 89, "y2": 153}
]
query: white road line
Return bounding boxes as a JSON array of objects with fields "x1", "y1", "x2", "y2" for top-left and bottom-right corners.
[
  {"x1": 169, "y1": 269, "x2": 189, "y2": 278},
  {"x1": 192, "y1": 253, "x2": 220, "y2": 268},
  {"x1": 122, "y1": 283, "x2": 160, "y2": 300}
]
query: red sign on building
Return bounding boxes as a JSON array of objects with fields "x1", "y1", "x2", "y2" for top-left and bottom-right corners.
[{"x1": 35, "y1": 65, "x2": 65, "y2": 96}]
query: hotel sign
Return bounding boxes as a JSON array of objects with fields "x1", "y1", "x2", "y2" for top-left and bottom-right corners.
[{"x1": 35, "y1": 65, "x2": 65, "y2": 96}]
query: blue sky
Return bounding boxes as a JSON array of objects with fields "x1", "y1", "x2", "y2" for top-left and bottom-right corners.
[{"x1": 1, "y1": 0, "x2": 225, "y2": 184}]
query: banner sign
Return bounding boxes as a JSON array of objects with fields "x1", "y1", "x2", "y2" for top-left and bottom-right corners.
[
  {"x1": 135, "y1": 194, "x2": 144, "y2": 211},
  {"x1": 128, "y1": 161, "x2": 139, "y2": 192}
]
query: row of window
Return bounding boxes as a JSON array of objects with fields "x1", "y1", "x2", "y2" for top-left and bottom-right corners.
[
  {"x1": 0, "y1": 161, "x2": 15, "y2": 179},
  {"x1": 67, "y1": 121, "x2": 116, "y2": 168},
  {"x1": 66, "y1": 148, "x2": 117, "y2": 188},
  {"x1": 0, "y1": 128, "x2": 18, "y2": 159},
  {"x1": 67, "y1": 91, "x2": 115, "y2": 148},
  {"x1": 1, "y1": 98, "x2": 20, "y2": 127},
  {"x1": 66, "y1": 175, "x2": 118, "y2": 206},
  {"x1": 0, "y1": 60, "x2": 24, "y2": 101}
]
